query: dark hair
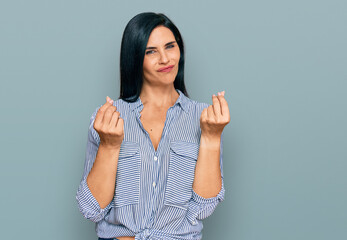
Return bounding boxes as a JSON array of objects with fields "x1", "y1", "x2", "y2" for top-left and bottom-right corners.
[{"x1": 118, "y1": 12, "x2": 189, "y2": 102}]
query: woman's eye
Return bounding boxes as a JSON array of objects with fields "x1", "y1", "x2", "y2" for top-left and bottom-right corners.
[{"x1": 145, "y1": 45, "x2": 174, "y2": 55}]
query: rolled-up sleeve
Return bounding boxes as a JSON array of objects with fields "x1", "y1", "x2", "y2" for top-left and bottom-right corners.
[
  {"x1": 75, "y1": 107, "x2": 113, "y2": 223},
  {"x1": 186, "y1": 132, "x2": 226, "y2": 225}
]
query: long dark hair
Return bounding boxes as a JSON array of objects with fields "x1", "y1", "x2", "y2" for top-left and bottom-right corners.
[{"x1": 118, "y1": 12, "x2": 189, "y2": 102}]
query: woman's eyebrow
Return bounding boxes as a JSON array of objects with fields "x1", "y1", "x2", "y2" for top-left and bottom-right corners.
[{"x1": 146, "y1": 41, "x2": 176, "y2": 50}]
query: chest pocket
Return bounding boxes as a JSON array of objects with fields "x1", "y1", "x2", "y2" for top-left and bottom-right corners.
[
  {"x1": 114, "y1": 141, "x2": 141, "y2": 208},
  {"x1": 164, "y1": 140, "x2": 200, "y2": 209}
]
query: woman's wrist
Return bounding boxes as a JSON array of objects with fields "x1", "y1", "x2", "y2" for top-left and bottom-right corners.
[
  {"x1": 99, "y1": 142, "x2": 122, "y2": 152},
  {"x1": 200, "y1": 133, "x2": 221, "y2": 150}
]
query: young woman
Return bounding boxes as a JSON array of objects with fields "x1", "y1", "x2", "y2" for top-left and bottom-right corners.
[{"x1": 76, "y1": 12, "x2": 230, "y2": 240}]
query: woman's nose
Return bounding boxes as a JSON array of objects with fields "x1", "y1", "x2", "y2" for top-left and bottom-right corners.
[{"x1": 159, "y1": 51, "x2": 169, "y2": 64}]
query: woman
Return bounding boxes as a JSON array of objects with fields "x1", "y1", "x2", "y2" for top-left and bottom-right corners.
[{"x1": 76, "y1": 12, "x2": 230, "y2": 240}]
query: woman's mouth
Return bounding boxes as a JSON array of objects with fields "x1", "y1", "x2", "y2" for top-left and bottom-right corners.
[{"x1": 158, "y1": 65, "x2": 174, "y2": 72}]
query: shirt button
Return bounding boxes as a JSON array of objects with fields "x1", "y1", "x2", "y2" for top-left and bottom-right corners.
[
  {"x1": 192, "y1": 220, "x2": 197, "y2": 225},
  {"x1": 152, "y1": 182, "x2": 156, "y2": 188},
  {"x1": 154, "y1": 156, "x2": 158, "y2": 161}
]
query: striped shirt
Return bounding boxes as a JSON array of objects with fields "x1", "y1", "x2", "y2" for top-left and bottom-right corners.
[{"x1": 76, "y1": 89, "x2": 225, "y2": 240}]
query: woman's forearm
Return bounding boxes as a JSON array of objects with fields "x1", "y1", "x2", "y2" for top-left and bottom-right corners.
[
  {"x1": 193, "y1": 134, "x2": 222, "y2": 198},
  {"x1": 86, "y1": 144, "x2": 120, "y2": 209}
]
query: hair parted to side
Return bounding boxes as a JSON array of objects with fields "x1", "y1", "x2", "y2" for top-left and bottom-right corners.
[{"x1": 119, "y1": 12, "x2": 189, "y2": 102}]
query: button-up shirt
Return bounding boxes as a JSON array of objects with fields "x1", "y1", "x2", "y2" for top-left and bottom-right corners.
[{"x1": 76, "y1": 89, "x2": 225, "y2": 240}]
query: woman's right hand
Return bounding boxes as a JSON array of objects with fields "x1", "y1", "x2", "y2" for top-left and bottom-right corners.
[{"x1": 93, "y1": 96, "x2": 124, "y2": 149}]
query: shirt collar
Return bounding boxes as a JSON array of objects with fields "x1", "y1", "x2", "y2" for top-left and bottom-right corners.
[{"x1": 129, "y1": 89, "x2": 191, "y2": 113}]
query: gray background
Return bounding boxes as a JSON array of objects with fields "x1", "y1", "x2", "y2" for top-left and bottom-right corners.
[{"x1": 1, "y1": 0, "x2": 346, "y2": 239}]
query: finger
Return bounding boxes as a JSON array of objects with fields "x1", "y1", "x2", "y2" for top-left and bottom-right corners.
[
  {"x1": 217, "y1": 94, "x2": 230, "y2": 118},
  {"x1": 212, "y1": 94, "x2": 222, "y2": 117},
  {"x1": 103, "y1": 106, "x2": 117, "y2": 125},
  {"x1": 106, "y1": 96, "x2": 113, "y2": 103},
  {"x1": 94, "y1": 96, "x2": 114, "y2": 124},
  {"x1": 207, "y1": 105, "x2": 215, "y2": 121},
  {"x1": 109, "y1": 110, "x2": 120, "y2": 128},
  {"x1": 115, "y1": 117, "x2": 124, "y2": 131},
  {"x1": 94, "y1": 103, "x2": 112, "y2": 127},
  {"x1": 200, "y1": 107, "x2": 208, "y2": 121}
]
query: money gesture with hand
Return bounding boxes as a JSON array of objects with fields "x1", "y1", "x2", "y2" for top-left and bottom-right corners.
[
  {"x1": 200, "y1": 91, "x2": 230, "y2": 139},
  {"x1": 93, "y1": 96, "x2": 124, "y2": 149}
]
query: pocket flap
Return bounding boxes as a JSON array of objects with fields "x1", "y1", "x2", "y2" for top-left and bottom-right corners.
[
  {"x1": 118, "y1": 141, "x2": 140, "y2": 158},
  {"x1": 170, "y1": 140, "x2": 199, "y2": 160}
]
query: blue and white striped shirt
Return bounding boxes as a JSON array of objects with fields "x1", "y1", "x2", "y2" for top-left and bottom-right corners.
[{"x1": 76, "y1": 89, "x2": 225, "y2": 240}]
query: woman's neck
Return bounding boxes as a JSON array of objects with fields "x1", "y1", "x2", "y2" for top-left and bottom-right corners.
[{"x1": 139, "y1": 85, "x2": 179, "y2": 109}]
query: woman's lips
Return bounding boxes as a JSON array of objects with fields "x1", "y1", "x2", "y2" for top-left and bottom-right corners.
[{"x1": 158, "y1": 65, "x2": 174, "y2": 72}]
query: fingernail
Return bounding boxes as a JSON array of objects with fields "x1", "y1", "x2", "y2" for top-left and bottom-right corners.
[
  {"x1": 217, "y1": 92, "x2": 221, "y2": 96},
  {"x1": 212, "y1": 94, "x2": 216, "y2": 97},
  {"x1": 106, "y1": 96, "x2": 113, "y2": 104},
  {"x1": 221, "y1": 91, "x2": 225, "y2": 96}
]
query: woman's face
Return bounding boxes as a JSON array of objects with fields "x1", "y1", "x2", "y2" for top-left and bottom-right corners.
[{"x1": 142, "y1": 26, "x2": 180, "y2": 86}]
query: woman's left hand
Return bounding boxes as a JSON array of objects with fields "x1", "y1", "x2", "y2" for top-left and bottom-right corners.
[{"x1": 200, "y1": 91, "x2": 230, "y2": 139}]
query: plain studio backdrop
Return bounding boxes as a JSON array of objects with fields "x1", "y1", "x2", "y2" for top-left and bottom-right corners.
[{"x1": 0, "y1": 0, "x2": 346, "y2": 239}]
